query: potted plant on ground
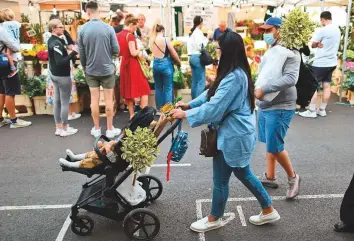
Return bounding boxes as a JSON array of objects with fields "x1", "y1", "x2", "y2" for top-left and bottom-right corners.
[{"x1": 22, "y1": 75, "x2": 49, "y2": 115}]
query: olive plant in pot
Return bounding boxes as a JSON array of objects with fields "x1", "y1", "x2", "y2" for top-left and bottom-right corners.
[{"x1": 22, "y1": 75, "x2": 50, "y2": 115}]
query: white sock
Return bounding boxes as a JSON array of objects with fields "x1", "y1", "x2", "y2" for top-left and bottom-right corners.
[
  {"x1": 66, "y1": 149, "x2": 86, "y2": 161},
  {"x1": 309, "y1": 104, "x2": 316, "y2": 112},
  {"x1": 320, "y1": 103, "x2": 327, "y2": 110},
  {"x1": 59, "y1": 158, "x2": 80, "y2": 168}
]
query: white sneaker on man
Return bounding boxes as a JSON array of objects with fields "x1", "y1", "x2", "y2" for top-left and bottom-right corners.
[
  {"x1": 106, "y1": 127, "x2": 122, "y2": 139},
  {"x1": 0, "y1": 118, "x2": 11, "y2": 128},
  {"x1": 299, "y1": 110, "x2": 317, "y2": 118},
  {"x1": 317, "y1": 109, "x2": 327, "y2": 117},
  {"x1": 68, "y1": 112, "x2": 81, "y2": 121},
  {"x1": 10, "y1": 118, "x2": 32, "y2": 128},
  {"x1": 190, "y1": 216, "x2": 223, "y2": 233},
  {"x1": 91, "y1": 127, "x2": 101, "y2": 138},
  {"x1": 60, "y1": 127, "x2": 78, "y2": 137},
  {"x1": 249, "y1": 209, "x2": 280, "y2": 226}
]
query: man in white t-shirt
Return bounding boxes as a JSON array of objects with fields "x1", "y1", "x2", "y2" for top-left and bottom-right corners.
[{"x1": 300, "y1": 11, "x2": 340, "y2": 118}]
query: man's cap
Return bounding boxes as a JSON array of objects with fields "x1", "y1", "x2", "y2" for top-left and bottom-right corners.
[{"x1": 259, "y1": 17, "x2": 282, "y2": 29}]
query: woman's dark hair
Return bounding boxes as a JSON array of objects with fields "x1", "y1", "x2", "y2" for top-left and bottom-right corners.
[
  {"x1": 111, "y1": 11, "x2": 124, "y2": 26},
  {"x1": 49, "y1": 14, "x2": 59, "y2": 21},
  {"x1": 207, "y1": 31, "x2": 255, "y2": 113},
  {"x1": 190, "y1": 16, "x2": 203, "y2": 36}
]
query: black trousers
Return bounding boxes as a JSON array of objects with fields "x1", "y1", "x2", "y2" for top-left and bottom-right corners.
[{"x1": 340, "y1": 174, "x2": 354, "y2": 226}]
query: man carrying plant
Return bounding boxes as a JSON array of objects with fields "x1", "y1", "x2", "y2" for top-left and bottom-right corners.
[
  {"x1": 78, "y1": 1, "x2": 120, "y2": 139},
  {"x1": 299, "y1": 11, "x2": 340, "y2": 118},
  {"x1": 254, "y1": 17, "x2": 301, "y2": 199},
  {"x1": 0, "y1": 20, "x2": 32, "y2": 128}
]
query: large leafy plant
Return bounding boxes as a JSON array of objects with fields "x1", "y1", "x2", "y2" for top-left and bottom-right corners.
[
  {"x1": 121, "y1": 127, "x2": 160, "y2": 174},
  {"x1": 279, "y1": 8, "x2": 316, "y2": 49},
  {"x1": 23, "y1": 75, "x2": 46, "y2": 98}
]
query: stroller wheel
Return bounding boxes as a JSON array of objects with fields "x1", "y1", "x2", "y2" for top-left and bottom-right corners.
[
  {"x1": 137, "y1": 175, "x2": 163, "y2": 202},
  {"x1": 123, "y1": 208, "x2": 160, "y2": 241},
  {"x1": 70, "y1": 215, "x2": 94, "y2": 236}
]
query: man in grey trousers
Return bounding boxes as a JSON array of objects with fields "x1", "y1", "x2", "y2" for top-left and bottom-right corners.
[{"x1": 78, "y1": 1, "x2": 120, "y2": 139}]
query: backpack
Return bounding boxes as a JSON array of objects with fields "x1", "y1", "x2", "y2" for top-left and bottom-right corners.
[
  {"x1": 0, "y1": 45, "x2": 10, "y2": 77},
  {"x1": 296, "y1": 54, "x2": 318, "y2": 107}
]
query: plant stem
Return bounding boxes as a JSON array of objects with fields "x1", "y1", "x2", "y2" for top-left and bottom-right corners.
[{"x1": 132, "y1": 173, "x2": 137, "y2": 186}]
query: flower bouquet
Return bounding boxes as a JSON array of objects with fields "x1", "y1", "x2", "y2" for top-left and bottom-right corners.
[{"x1": 172, "y1": 40, "x2": 184, "y2": 57}]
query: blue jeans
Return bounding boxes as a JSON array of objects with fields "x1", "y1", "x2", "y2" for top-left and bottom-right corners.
[
  {"x1": 153, "y1": 57, "x2": 174, "y2": 110},
  {"x1": 211, "y1": 152, "x2": 272, "y2": 218},
  {"x1": 258, "y1": 109, "x2": 295, "y2": 154},
  {"x1": 189, "y1": 54, "x2": 206, "y2": 99}
]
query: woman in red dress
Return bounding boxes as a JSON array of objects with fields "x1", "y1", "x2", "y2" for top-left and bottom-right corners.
[{"x1": 117, "y1": 14, "x2": 150, "y2": 119}]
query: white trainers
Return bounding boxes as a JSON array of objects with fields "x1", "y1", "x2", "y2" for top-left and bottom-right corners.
[
  {"x1": 10, "y1": 118, "x2": 32, "y2": 128},
  {"x1": 68, "y1": 112, "x2": 81, "y2": 121},
  {"x1": 91, "y1": 127, "x2": 101, "y2": 138},
  {"x1": 299, "y1": 110, "x2": 317, "y2": 118},
  {"x1": 55, "y1": 128, "x2": 62, "y2": 136},
  {"x1": 249, "y1": 209, "x2": 280, "y2": 226},
  {"x1": 190, "y1": 216, "x2": 223, "y2": 233},
  {"x1": 60, "y1": 127, "x2": 78, "y2": 137},
  {"x1": 0, "y1": 118, "x2": 11, "y2": 128},
  {"x1": 106, "y1": 127, "x2": 122, "y2": 139},
  {"x1": 317, "y1": 109, "x2": 327, "y2": 117}
]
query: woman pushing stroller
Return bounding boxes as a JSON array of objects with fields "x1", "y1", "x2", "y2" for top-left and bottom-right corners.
[{"x1": 170, "y1": 31, "x2": 280, "y2": 232}]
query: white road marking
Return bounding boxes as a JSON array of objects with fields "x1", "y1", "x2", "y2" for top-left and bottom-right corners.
[
  {"x1": 236, "y1": 206, "x2": 247, "y2": 227},
  {"x1": 222, "y1": 212, "x2": 236, "y2": 226},
  {"x1": 196, "y1": 193, "x2": 344, "y2": 203},
  {"x1": 0, "y1": 204, "x2": 71, "y2": 211},
  {"x1": 152, "y1": 163, "x2": 191, "y2": 167},
  {"x1": 55, "y1": 213, "x2": 71, "y2": 241}
]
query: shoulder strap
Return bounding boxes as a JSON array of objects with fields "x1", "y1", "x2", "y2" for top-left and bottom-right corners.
[
  {"x1": 0, "y1": 45, "x2": 7, "y2": 54},
  {"x1": 154, "y1": 41, "x2": 165, "y2": 55}
]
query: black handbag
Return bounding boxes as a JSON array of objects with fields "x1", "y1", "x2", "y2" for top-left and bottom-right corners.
[
  {"x1": 296, "y1": 54, "x2": 318, "y2": 107},
  {"x1": 200, "y1": 44, "x2": 213, "y2": 66},
  {"x1": 199, "y1": 111, "x2": 232, "y2": 157}
]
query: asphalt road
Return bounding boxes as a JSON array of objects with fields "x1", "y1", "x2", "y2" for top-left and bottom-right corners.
[{"x1": 1, "y1": 100, "x2": 354, "y2": 241}]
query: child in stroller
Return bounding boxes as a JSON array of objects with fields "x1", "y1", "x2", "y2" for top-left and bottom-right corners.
[{"x1": 60, "y1": 106, "x2": 181, "y2": 241}]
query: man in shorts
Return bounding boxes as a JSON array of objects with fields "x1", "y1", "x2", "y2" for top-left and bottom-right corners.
[
  {"x1": 78, "y1": 1, "x2": 120, "y2": 138},
  {"x1": 0, "y1": 22, "x2": 31, "y2": 128},
  {"x1": 299, "y1": 11, "x2": 340, "y2": 118},
  {"x1": 255, "y1": 17, "x2": 301, "y2": 200}
]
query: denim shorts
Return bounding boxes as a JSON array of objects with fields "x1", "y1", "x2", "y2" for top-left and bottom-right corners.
[{"x1": 258, "y1": 109, "x2": 295, "y2": 154}]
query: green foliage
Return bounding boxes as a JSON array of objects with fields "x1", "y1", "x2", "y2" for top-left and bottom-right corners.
[
  {"x1": 279, "y1": 8, "x2": 316, "y2": 49},
  {"x1": 23, "y1": 75, "x2": 46, "y2": 98},
  {"x1": 74, "y1": 68, "x2": 87, "y2": 87},
  {"x1": 121, "y1": 127, "x2": 160, "y2": 173},
  {"x1": 21, "y1": 13, "x2": 30, "y2": 23},
  {"x1": 173, "y1": 67, "x2": 185, "y2": 89},
  {"x1": 343, "y1": 70, "x2": 354, "y2": 91},
  {"x1": 205, "y1": 42, "x2": 218, "y2": 60}
]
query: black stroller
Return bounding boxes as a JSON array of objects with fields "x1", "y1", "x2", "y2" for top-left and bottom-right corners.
[{"x1": 60, "y1": 107, "x2": 181, "y2": 241}]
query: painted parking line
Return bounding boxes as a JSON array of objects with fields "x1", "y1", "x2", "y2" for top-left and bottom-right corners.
[
  {"x1": 55, "y1": 214, "x2": 71, "y2": 241},
  {"x1": 196, "y1": 193, "x2": 344, "y2": 241},
  {"x1": 0, "y1": 204, "x2": 71, "y2": 211},
  {"x1": 145, "y1": 163, "x2": 191, "y2": 174}
]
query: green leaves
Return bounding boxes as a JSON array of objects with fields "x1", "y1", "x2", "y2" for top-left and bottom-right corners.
[
  {"x1": 279, "y1": 8, "x2": 316, "y2": 50},
  {"x1": 121, "y1": 127, "x2": 160, "y2": 173},
  {"x1": 22, "y1": 75, "x2": 47, "y2": 98}
]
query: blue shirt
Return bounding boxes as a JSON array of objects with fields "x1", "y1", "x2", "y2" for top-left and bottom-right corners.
[
  {"x1": 186, "y1": 68, "x2": 256, "y2": 168},
  {"x1": 213, "y1": 27, "x2": 232, "y2": 41}
]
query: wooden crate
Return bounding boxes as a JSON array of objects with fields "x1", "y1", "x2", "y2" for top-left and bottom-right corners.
[
  {"x1": 347, "y1": 90, "x2": 354, "y2": 104},
  {"x1": 148, "y1": 90, "x2": 156, "y2": 109},
  {"x1": 33, "y1": 96, "x2": 53, "y2": 115},
  {"x1": 14, "y1": 95, "x2": 33, "y2": 117}
]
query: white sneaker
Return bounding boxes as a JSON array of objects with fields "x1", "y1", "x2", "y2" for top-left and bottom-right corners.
[
  {"x1": 106, "y1": 127, "x2": 122, "y2": 139},
  {"x1": 299, "y1": 110, "x2": 317, "y2": 118},
  {"x1": 0, "y1": 118, "x2": 11, "y2": 128},
  {"x1": 317, "y1": 109, "x2": 327, "y2": 117},
  {"x1": 55, "y1": 128, "x2": 62, "y2": 136},
  {"x1": 10, "y1": 118, "x2": 32, "y2": 128},
  {"x1": 249, "y1": 209, "x2": 280, "y2": 226},
  {"x1": 91, "y1": 127, "x2": 101, "y2": 138},
  {"x1": 68, "y1": 112, "x2": 81, "y2": 121},
  {"x1": 60, "y1": 127, "x2": 78, "y2": 137},
  {"x1": 190, "y1": 216, "x2": 223, "y2": 233}
]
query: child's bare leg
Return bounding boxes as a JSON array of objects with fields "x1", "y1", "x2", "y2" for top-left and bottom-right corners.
[
  {"x1": 66, "y1": 149, "x2": 86, "y2": 160},
  {"x1": 6, "y1": 50, "x2": 17, "y2": 77}
]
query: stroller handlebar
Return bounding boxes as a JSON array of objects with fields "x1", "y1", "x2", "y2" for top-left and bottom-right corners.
[
  {"x1": 93, "y1": 135, "x2": 112, "y2": 165},
  {"x1": 157, "y1": 118, "x2": 182, "y2": 145}
]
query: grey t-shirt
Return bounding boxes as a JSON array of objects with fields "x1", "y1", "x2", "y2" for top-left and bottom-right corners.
[
  {"x1": 78, "y1": 19, "x2": 119, "y2": 76},
  {"x1": 257, "y1": 49, "x2": 301, "y2": 111}
]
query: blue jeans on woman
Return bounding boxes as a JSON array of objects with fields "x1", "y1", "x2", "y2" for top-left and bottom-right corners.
[
  {"x1": 153, "y1": 57, "x2": 174, "y2": 110},
  {"x1": 189, "y1": 54, "x2": 206, "y2": 99},
  {"x1": 211, "y1": 152, "x2": 272, "y2": 218}
]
